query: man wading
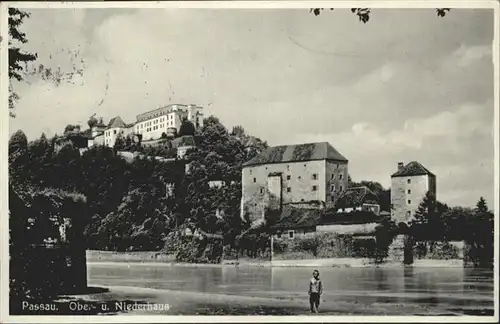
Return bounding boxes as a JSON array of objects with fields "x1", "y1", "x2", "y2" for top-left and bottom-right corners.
[{"x1": 308, "y1": 270, "x2": 323, "y2": 313}]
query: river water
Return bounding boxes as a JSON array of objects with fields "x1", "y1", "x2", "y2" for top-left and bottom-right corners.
[{"x1": 88, "y1": 263, "x2": 494, "y2": 315}]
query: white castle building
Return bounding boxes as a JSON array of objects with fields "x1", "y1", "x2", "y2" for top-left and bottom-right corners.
[{"x1": 88, "y1": 104, "x2": 204, "y2": 148}]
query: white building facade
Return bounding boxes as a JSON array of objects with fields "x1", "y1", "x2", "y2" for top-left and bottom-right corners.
[{"x1": 135, "y1": 104, "x2": 204, "y2": 141}]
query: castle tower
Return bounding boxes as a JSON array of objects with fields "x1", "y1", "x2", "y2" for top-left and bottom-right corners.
[{"x1": 390, "y1": 161, "x2": 436, "y2": 224}]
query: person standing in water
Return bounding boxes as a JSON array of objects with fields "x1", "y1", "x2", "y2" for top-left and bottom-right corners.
[{"x1": 308, "y1": 269, "x2": 323, "y2": 313}]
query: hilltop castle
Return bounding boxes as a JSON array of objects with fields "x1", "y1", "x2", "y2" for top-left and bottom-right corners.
[{"x1": 87, "y1": 104, "x2": 204, "y2": 148}]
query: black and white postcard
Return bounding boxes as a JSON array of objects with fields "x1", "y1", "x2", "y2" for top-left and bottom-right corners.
[{"x1": 1, "y1": 1, "x2": 498, "y2": 323}]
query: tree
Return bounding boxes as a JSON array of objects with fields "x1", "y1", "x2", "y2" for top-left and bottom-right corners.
[
  {"x1": 310, "y1": 8, "x2": 451, "y2": 23},
  {"x1": 231, "y1": 125, "x2": 246, "y2": 138},
  {"x1": 178, "y1": 119, "x2": 196, "y2": 137},
  {"x1": 475, "y1": 197, "x2": 488, "y2": 215},
  {"x1": 9, "y1": 130, "x2": 29, "y2": 186},
  {"x1": 64, "y1": 124, "x2": 80, "y2": 134},
  {"x1": 87, "y1": 114, "x2": 98, "y2": 129},
  {"x1": 372, "y1": 218, "x2": 398, "y2": 264},
  {"x1": 410, "y1": 191, "x2": 444, "y2": 253},
  {"x1": 113, "y1": 134, "x2": 126, "y2": 151},
  {"x1": 9, "y1": 130, "x2": 28, "y2": 155},
  {"x1": 9, "y1": 8, "x2": 37, "y2": 117},
  {"x1": 458, "y1": 197, "x2": 494, "y2": 268}
]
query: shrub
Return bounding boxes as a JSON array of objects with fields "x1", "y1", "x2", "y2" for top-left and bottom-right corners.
[
  {"x1": 426, "y1": 242, "x2": 460, "y2": 260},
  {"x1": 272, "y1": 239, "x2": 288, "y2": 254}
]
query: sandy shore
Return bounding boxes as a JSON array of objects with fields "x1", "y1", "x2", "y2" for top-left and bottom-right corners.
[{"x1": 50, "y1": 285, "x2": 468, "y2": 316}]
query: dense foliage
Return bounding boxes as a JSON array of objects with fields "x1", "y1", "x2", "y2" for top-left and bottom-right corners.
[
  {"x1": 10, "y1": 186, "x2": 88, "y2": 313},
  {"x1": 9, "y1": 117, "x2": 268, "y2": 256}
]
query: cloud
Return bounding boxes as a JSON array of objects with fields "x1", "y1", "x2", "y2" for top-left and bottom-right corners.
[
  {"x1": 450, "y1": 44, "x2": 492, "y2": 67},
  {"x1": 9, "y1": 8, "x2": 495, "y2": 208},
  {"x1": 289, "y1": 100, "x2": 494, "y2": 207}
]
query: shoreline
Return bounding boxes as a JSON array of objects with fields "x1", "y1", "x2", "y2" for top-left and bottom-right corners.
[
  {"x1": 13, "y1": 284, "x2": 491, "y2": 316},
  {"x1": 87, "y1": 250, "x2": 468, "y2": 268}
]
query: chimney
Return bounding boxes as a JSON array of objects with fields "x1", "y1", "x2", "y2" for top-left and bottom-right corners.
[{"x1": 397, "y1": 162, "x2": 404, "y2": 170}]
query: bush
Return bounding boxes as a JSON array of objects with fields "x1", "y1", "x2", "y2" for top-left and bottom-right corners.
[
  {"x1": 162, "y1": 227, "x2": 226, "y2": 264},
  {"x1": 272, "y1": 239, "x2": 288, "y2": 254},
  {"x1": 273, "y1": 233, "x2": 373, "y2": 259},
  {"x1": 293, "y1": 236, "x2": 320, "y2": 256}
]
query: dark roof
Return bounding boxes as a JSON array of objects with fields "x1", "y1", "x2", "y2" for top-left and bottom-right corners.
[
  {"x1": 243, "y1": 142, "x2": 347, "y2": 167},
  {"x1": 335, "y1": 186, "x2": 379, "y2": 208},
  {"x1": 107, "y1": 116, "x2": 126, "y2": 129},
  {"x1": 272, "y1": 206, "x2": 322, "y2": 230},
  {"x1": 391, "y1": 161, "x2": 435, "y2": 178},
  {"x1": 172, "y1": 135, "x2": 196, "y2": 148}
]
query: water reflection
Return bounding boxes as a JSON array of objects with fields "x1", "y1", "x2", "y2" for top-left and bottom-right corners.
[{"x1": 88, "y1": 264, "x2": 493, "y2": 314}]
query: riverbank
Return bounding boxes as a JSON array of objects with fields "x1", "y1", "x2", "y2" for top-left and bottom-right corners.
[
  {"x1": 45, "y1": 285, "x2": 481, "y2": 316},
  {"x1": 87, "y1": 251, "x2": 467, "y2": 268}
]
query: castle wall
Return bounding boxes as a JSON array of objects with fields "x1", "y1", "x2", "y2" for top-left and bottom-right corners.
[{"x1": 241, "y1": 160, "x2": 327, "y2": 222}]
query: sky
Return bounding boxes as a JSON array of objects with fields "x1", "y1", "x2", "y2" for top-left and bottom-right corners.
[{"x1": 8, "y1": 7, "x2": 495, "y2": 208}]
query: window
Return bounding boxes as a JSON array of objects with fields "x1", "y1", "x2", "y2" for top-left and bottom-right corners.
[
  {"x1": 406, "y1": 211, "x2": 411, "y2": 217},
  {"x1": 331, "y1": 196, "x2": 335, "y2": 201},
  {"x1": 312, "y1": 174, "x2": 318, "y2": 180},
  {"x1": 331, "y1": 185, "x2": 335, "y2": 191},
  {"x1": 298, "y1": 176, "x2": 301, "y2": 180},
  {"x1": 287, "y1": 187, "x2": 291, "y2": 192},
  {"x1": 249, "y1": 170, "x2": 252, "y2": 175},
  {"x1": 339, "y1": 185, "x2": 343, "y2": 191},
  {"x1": 331, "y1": 174, "x2": 335, "y2": 180},
  {"x1": 301, "y1": 199, "x2": 305, "y2": 202},
  {"x1": 287, "y1": 165, "x2": 290, "y2": 171},
  {"x1": 113, "y1": 130, "x2": 117, "y2": 134},
  {"x1": 408, "y1": 199, "x2": 412, "y2": 204},
  {"x1": 339, "y1": 174, "x2": 343, "y2": 180},
  {"x1": 312, "y1": 185, "x2": 318, "y2": 191},
  {"x1": 253, "y1": 178, "x2": 256, "y2": 183},
  {"x1": 407, "y1": 189, "x2": 411, "y2": 194},
  {"x1": 286, "y1": 175, "x2": 291, "y2": 180},
  {"x1": 407, "y1": 178, "x2": 411, "y2": 184},
  {"x1": 288, "y1": 230, "x2": 294, "y2": 239},
  {"x1": 260, "y1": 188, "x2": 264, "y2": 194}
]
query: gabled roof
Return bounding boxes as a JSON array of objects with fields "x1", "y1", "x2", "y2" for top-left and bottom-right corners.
[
  {"x1": 243, "y1": 142, "x2": 347, "y2": 167},
  {"x1": 335, "y1": 186, "x2": 379, "y2": 209},
  {"x1": 272, "y1": 205, "x2": 322, "y2": 230},
  {"x1": 107, "y1": 116, "x2": 126, "y2": 129},
  {"x1": 391, "y1": 161, "x2": 435, "y2": 178}
]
